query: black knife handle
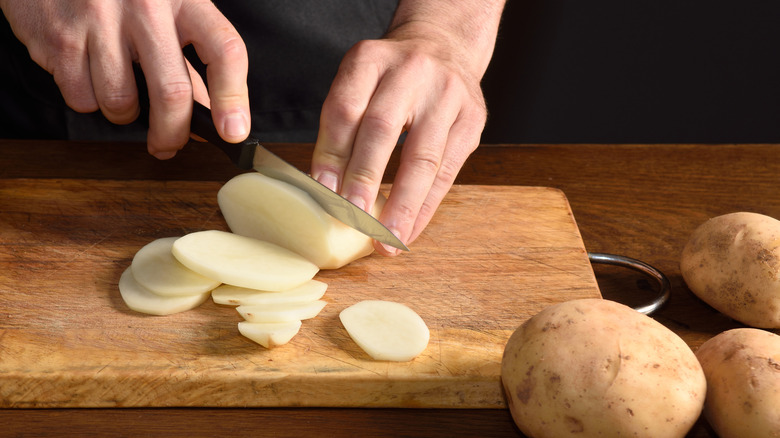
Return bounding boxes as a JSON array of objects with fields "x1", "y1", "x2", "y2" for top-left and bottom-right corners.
[{"x1": 190, "y1": 101, "x2": 256, "y2": 170}]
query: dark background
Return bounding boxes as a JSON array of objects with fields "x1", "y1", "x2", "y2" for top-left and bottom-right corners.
[
  {"x1": 2, "y1": 1, "x2": 779, "y2": 144},
  {"x1": 481, "y1": 0, "x2": 780, "y2": 144}
]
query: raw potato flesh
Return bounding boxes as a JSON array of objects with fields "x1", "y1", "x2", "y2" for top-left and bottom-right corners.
[
  {"x1": 130, "y1": 237, "x2": 221, "y2": 296},
  {"x1": 339, "y1": 300, "x2": 429, "y2": 362},
  {"x1": 171, "y1": 230, "x2": 319, "y2": 291},
  {"x1": 218, "y1": 172, "x2": 387, "y2": 269},
  {"x1": 238, "y1": 320, "x2": 302, "y2": 348},
  {"x1": 237, "y1": 300, "x2": 327, "y2": 323},
  {"x1": 212, "y1": 280, "x2": 327, "y2": 306},
  {"x1": 118, "y1": 267, "x2": 210, "y2": 315}
]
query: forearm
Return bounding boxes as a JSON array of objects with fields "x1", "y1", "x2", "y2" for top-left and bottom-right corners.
[{"x1": 386, "y1": 0, "x2": 506, "y2": 78}]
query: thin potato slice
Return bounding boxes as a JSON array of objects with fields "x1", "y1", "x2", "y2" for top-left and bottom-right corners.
[
  {"x1": 218, "y1": 172, "x2": 386, "y2": 269},
  {"x1": 236, "y1": 300, "x2": 327, "y2": 323},
  {"x1": 212, "y1": 280, "x2": 328, "y2": 306},
  {"x1": 339, "y1": 300, "x2": 429, "y2": 362},
  {"x1": 172, "y1": 230, "x2": 319, "y2": 291},
  {"x1": 238, "y1": 320, "x2": 302, "y2": 348},
  {"x1": 131, "y1": 237, "x2": 221, "y2": 297},
  {"x1": 118, "y1": 267, "x2": 210, "y2": 315}
]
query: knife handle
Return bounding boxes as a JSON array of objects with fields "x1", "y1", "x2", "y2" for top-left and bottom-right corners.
[{"x1": 190, "y1": 101, "x2": 255, "y2": 170}]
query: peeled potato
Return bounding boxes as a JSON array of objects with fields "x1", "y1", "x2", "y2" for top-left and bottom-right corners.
[
  {"x1": 339, "y1": 300, "x2": 429, "y2": 362},
  {"x1": 118, "y1": 267, "x2": 210, "y2": 315},
  {"x1": 217, "y1": 172, "x2": 386, "y2": 269},
  {"x1": 130, "y1": 236, "x2": 220, "y2": 297},
  {"x1": 238, "y1": 320, "x2": 302, "y2": 348},
  {"x1": 212, "y1": 280, "x2": 327, "y2": 306},
  {"x1": 236, "y1": 300, "x2": 327, "y2": 323},
  {"x1": 171, "y1": 230, "x2": 319, "y2": 291}
]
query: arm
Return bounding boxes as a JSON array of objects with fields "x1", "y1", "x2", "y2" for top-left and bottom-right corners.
[
  {"x1": 0, "y1": 0, "x2": 250, "y2": 157},
  {"x1": 311, "y1": 0, "x2": 506, "y2": 255}
]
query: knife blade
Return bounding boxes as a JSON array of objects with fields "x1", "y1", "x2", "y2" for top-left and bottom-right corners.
[{"x1": 190, "y1": 101, "x2": 408, "y2": 252}]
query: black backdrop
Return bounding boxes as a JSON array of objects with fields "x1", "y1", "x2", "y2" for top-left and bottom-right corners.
[{"x1": 481, "y1": 0, "x2": 780, "y2": 144}]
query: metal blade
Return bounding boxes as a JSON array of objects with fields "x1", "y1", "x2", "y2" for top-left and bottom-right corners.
[
  {"x1": 251, "y1": 145, "x2": 409, "y2": 252},
  {"x1": 189, "y1": 101, "x2": 407, "y2": 251}
]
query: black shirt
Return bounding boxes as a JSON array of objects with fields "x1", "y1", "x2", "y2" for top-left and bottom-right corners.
[{"x1": 0, "y1": 0, "x2": 397, "y2": 142}]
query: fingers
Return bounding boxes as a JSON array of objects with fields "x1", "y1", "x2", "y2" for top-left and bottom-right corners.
[
  {"x1": 87, "y1": 3, "x2": 139, "y2": 125},
  {"x1": 313, "y1": 42, "x2": 383, "y2": 193},
  {"x1": 178, "y1": 0, "x2": 250, "y2": 143},
  {"x1": 314, "y1": 40, "x2": 486, "y2": 256},
  {"x1": 47, "y1": 28, "x2": 98, "y2": 114},
  {"x1": 372, "y1": 80, "x2": 462, "y2": 254},
  {"x1": 128, "y1": 8, "x2": 193, "y2": 159},
  {"x1": 385, "y1": 101, "x2": 485, "y2": 252}
]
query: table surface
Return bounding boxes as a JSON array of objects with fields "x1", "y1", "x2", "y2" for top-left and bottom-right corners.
[{"x1": 2, "y1": 140, "x2": 777, "y2": 437}]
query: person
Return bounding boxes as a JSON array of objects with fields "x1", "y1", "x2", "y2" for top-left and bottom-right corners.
[{"x1": 0, "y1": 0, "x2": 506, "y2": 256}]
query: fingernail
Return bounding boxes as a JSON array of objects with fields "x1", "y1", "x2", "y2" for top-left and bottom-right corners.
[
  {"x1": 223, "y1": 112, "x2": 248, "y2": 139},
  {"x1": 380, "y1": 228, "x2": 402, "y2": 256},
  {"x1": 317, "y1": 170, "x2": 339, "y2": 192}
]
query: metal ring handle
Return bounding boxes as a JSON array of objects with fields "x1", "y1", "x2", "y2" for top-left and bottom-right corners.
[{"x1": 587, "y1": 253, "x2": 671, "y2": 315}]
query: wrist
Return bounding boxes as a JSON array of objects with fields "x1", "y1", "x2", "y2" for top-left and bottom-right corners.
[{"x1": 385, "y1": 0, "x2": 506, "y2": 78}]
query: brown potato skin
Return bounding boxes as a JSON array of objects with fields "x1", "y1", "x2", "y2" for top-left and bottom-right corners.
[
  {"x1": 501, "y1": 299, "x2": 705, "y2": 438},
  {"x1": 680, "y1": 212, "x2": 780, "y2": 328},
  {"x1": 696, "y1": 328, "x2": 780, "y2": 438}
]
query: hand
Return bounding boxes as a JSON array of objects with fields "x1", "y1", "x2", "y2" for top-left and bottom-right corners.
[
  {"x1": 0, "y1": 0, "x2": 250, "y2": 157},
  {"x1": 311, "y1": 1, "x2": 504, "y2": 256}
]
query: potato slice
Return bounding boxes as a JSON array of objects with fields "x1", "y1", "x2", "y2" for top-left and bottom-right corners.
[
  {"x1": 212, "y1": 280, "x2": 327, "y2": 306},
  {"x1": 217, "y1": 172, "x2": 386, "y2": 269},
  {"x1": 171, "y1": 230, "x2": 319, "y2": 291},
  {"x1": 339, "y1": 300, "x2": 429, "y2": 362},
  {"x1": 130, "y1": 236, "x2": 221, "y2": 297},
  {"x1": 236, "y1": 300, "x2": 327, "y2": 323},
  {"x1": 118, "y1": 267, "x2": 210, "y2": 315},
  {"x1": 237, "y1": 320, "x2": 302, "y2": 348}
]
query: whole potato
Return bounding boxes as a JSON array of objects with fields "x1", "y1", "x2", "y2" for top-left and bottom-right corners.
[
  {"x1": 681, "y1": 212, "x2": 780, "y2": 328},
  {"x1": 501, "y1": 298, "x2": 705, "y2": 438},
  {"x1": 695, "y1": 328, "x2": 780, "y2": 438}
]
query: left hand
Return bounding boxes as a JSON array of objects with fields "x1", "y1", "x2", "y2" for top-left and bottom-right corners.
[{"x1": 311, "y1": 22, "x2": 490, "y2": 256}]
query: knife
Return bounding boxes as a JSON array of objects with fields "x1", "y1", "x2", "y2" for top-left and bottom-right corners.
[{"x1": 190, "y1": 101, "x2": 408, "y2": 252}]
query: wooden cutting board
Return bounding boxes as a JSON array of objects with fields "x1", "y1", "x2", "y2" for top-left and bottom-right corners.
[{"x1": 0, "y1": 178, "x2": 600, "y2": 408}]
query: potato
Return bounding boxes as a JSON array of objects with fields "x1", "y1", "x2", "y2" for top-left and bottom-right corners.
[
  {"x1": 130, "y1": 236, "x2": 220, "y2": 297},
  {"x1": 171, "y1": 230, "x2": 319, "y2": 291},
  {"x1": 211, "y1": 280, "x2": 327, "y2": 306},
  {"x1": 681, "y1": 212, "x2": 780, "y2": 328},
  {"x1": 339, "y1": 300, "x2": 429, "y2": 362},
  {"x1": 237, "y1": 320, "x2": 302, "y2": 348},
  {"x1": 217, "y1": 172, "x2": 386, "y2": 269},
  {"x1": 695, "y1": 328, "x2": 780, "y2": 437},
  {"x1": 236, "y1": 300, "x2": 327, "y2": 323},
  {"x1": 501, "y1": 298, "x2": 705, "y2": 438},
  {"x1": 118, "y1": 267, "x2": 211, "y2": 316}
]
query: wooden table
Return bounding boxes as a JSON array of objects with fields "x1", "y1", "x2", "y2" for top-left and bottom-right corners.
[{"x1": 2, "y1": 140, "x2": 777, "y2": 437}]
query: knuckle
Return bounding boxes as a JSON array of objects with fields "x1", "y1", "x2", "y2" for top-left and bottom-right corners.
[
  {"x1": 349, "y1": 166, "x2": 383, "y2": 189},
  {"x1": 100, "y1": 92, "x2": 137, "y2": 115},
  {"x1": 323, "y1": 96, "x2": 365, "y2": 126},
  {"x1": 348, "y1": 39, "x2": 382, "y2": 59},
  {"x1": 436, "y1": 158, "x2": 462, "y2": 184},
  {"x1": 361, "y1": 110, "x2": 400, "y2": 138},
  {"x1": 218, "y1": 35, "x2": 247, "y2": 60},
  {"x1": 157, "y1": 81, "x2": 193, "y2": 107},
  {"x1": 407, "y1": 149, "x2": 442, "y2": 177}
]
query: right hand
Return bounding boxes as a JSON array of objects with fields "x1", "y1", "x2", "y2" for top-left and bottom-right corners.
[{"x1": 0, "y1": 0, "x2": 250, "y2": 158}]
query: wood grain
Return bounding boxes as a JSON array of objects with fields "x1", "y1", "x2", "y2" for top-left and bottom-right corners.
[
  {"x1": 0, "y1": 177, "x2": 598, "y2": 408},
  {"x1": 4, "y1": 140, "x2": 773, "y2": 437}
]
